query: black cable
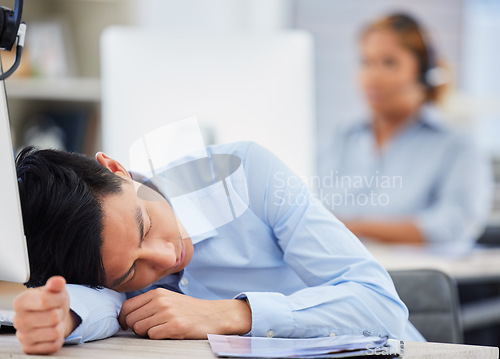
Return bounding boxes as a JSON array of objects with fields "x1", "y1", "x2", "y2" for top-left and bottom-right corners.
[
  {"x1": 0, "y1": 44, "x2": 22, "y2": 80},
  {"x1": 0, "y1": 22, "x2": 26, "y2": 81}
]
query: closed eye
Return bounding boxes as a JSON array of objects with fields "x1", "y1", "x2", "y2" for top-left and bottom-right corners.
[
  {"x1": 123, "y1": 215, "x2": 152, "y2": 286},
  {"x1": 146, "y1": 213, "x2": 152, "y2": 237}
]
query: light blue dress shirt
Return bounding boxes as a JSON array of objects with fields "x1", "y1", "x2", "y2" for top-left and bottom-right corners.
[
  {"x1": 65, "y1": 141, "x2": 424, "y2": 344},
  {"x1": 317, "y1": 106, "x2": 492, "y2": 247}
]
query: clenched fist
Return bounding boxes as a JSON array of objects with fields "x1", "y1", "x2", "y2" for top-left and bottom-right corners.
[
  {"x1": 119, "y1": 288, "x2": 252, "y2": 340},
  {"x1": 13, "y1": 276, "x2": 81, "y2": 354}
]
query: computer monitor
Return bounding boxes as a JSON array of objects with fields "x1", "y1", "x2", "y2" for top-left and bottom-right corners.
[
  {"x1": 0, "y1": 59, "x2": 30, "y2": 283},
  {"x1": 101, "y1": 29, "x2": 315, "y2": 179}
]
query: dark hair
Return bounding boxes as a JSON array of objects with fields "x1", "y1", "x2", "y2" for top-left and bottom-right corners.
[
  {"x1": 361, "y1": 13, "x2": 449, "y2": 103},
  {"x1": 16, "y1": 146, "x2": 124, "y2": 288}
]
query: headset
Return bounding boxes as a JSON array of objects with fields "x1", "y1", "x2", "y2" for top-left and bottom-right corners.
[
  {"x1": 391, "y1": 13, "x2": 448, "y2": 88},
  {"x1": 0, "y1": 0, "x2": 26, "y2": 80}
]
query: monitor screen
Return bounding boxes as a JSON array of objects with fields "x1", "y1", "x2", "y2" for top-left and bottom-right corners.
[{"x1": 0, "y1": 57, "x2": 30, "y2": 283}]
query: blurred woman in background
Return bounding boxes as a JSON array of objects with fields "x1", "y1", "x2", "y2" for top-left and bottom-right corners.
[{"x1": 318, "y1": 13, "x2": 492, "y2": 247}]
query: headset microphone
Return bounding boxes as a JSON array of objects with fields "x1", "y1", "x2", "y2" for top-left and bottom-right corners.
[
  {"x1": 0, "y1": 0, "x2": 26, "y2": 80},
  {"x1": 391, "y1": 14, "x2": 448, "y2": 89}
]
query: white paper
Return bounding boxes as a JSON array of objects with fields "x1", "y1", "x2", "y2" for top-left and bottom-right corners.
[{"x1": 208, "y1": 334, "x2": 401, "y2": 358}]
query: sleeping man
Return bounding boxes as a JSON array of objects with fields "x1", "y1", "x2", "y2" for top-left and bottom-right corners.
[{"x1": 13, "y1": 141, "x2": 424, "y2": 354}]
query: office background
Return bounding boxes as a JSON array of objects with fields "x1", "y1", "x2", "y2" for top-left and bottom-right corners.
[
  {"x1": 5, "y1": 0, "x2": 499, "y2": 232},
  {"x1": 1, "y1": 0, "x2": 499, "y2": 347},
  {"x1": 5, "y1": 0, "x2": 500, "y2": 183}
]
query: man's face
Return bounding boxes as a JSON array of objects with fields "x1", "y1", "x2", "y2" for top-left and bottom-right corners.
[{"x1": 100, "y1": 177, "x2": 194, "y2": 292}]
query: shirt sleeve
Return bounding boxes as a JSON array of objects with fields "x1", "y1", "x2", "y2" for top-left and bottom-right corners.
[
  {"x1": 415, "y1": 135, "x2": 493, "y2": 246},
  {"x1": 236, "y1": 142, "x2": 414, "y2": 340},
  {"x1": 64, "y1": 284, "x2": 126, "y2": 344}
]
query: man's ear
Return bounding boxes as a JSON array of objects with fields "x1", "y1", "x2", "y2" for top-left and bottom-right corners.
[{"x1": 95, "y1": 152, "x2": 131, "y2": 179}]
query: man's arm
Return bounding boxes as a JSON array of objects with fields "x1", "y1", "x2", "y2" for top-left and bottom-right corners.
[
  {"x1": 13, "y1": 276, "x2": 126, "y2": 354},
  {"x1": 63, "y1": 283, "x2": 125, "y2": 344},
  {"x1": 237, "y1": 143, "x2": 416, "y2": 339},
  {"x1": 13, "y1": 276, "x2": 80, "y2": 354},
  {"x1": 118, "y1": 289, "x2": 251, "y2": 339}
]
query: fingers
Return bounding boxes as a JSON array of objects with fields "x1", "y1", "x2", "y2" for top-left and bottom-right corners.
[
  {"x1": 14, "y1": 288, "x2": 68, "y2": 312},
  {"x1": 13, "y1": 308, "x2": 64, "y2": 331},
  {"x1": 146, "y1": 319, "x2": 203, "y2": 340},
  {"x1": 126, "y1": 300, "x2": 172, "y2": 337},
  {"x1": 119, "y1": 290, "x2": 160, "y2": 328},
  {"x1": 20, "y1": 339, "x2": 65, "y2": 356},
  {"x1": 17, "y1": 322, "x2": 65, "y2": 343},
  {"x1": 122, "y1": 302, "x2": 158, "y2": 335},
  {"x1": 16, "y1": 321, "x2": 66, "y2": 355},
  {"x1": 12, "y1": 276, "x2": 70, "y2": 355},
  {"x1": 129, "y1": 315, "x2": 159, "y2": 337},
  {"x1": 147, "y1": 322, "x2": 171, "y2": 340},
  {"x1": 44, "y1": 276, "x2": 66, "y2": 294},
  {"x1": 119, "y1": 290, "x2": 215, "y2": 340}
]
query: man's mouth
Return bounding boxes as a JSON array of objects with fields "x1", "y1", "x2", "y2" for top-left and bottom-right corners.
[{"x1": 174, "y1": 241, "x2": 186, "y2": 269}]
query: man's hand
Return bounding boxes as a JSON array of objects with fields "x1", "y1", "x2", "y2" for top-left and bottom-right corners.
[
  {"x1": 13, "y1": 276, "x2": 80, "y2": 355},
  {"x1": 119, "y1": 288, "x2": 252, "y2": 339}
]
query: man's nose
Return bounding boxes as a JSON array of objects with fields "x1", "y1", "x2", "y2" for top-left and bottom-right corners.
[{"x1": 140, "y1": 239, "x2": 177, "y2": 271}]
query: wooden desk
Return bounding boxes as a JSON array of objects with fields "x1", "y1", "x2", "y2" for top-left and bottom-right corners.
[
  {"x1": 0, "y1": 331, "x2": 498, "y2": 359},
  {"x1": 0, "y1": 282, "x2": 24, "y2": 310}
]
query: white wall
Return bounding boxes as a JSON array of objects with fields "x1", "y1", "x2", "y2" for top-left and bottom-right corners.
[
  {"x1": 135, "y1": 0, "x2": 292, "y2": 31},
  {"x1": 461, "y1": 0, "x2": 500, "y2": 155}
]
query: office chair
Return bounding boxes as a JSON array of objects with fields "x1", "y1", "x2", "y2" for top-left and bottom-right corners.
[{"x1": 389, "y1": 269, "x2": 463, "y2": 343}]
